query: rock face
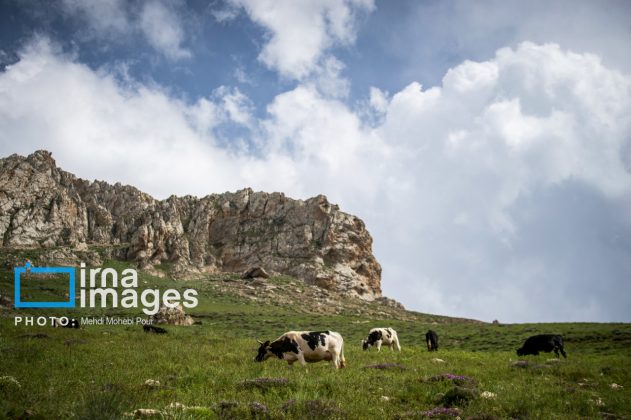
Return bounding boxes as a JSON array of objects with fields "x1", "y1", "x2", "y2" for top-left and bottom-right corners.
[{"x1": 0, "y1": 151, "x2": 382, "y2": 299}]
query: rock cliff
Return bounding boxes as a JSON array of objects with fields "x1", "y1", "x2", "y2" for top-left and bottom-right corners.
[{"x1": 0, "y1": 150, "x2": 381, "y2": 299}]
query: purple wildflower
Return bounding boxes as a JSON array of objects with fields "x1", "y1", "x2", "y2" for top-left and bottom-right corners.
[
  {"x1": 427, "y1": 373, "x2": 475, "y2": 384},
  {"x1": 420, "y1": 406, "x2": 460, "y2": 417}
]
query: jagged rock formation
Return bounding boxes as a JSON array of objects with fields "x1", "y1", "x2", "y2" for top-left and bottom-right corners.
[{"x1": 0, "y1": 151, "x2": 382, "y2": 299}]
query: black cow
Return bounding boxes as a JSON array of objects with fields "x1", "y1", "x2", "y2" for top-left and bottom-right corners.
[
  {"x1": 426, "y1": 330, "x2": 439, "y2": 351},
  {"x1": 517, "y1": 334, "x2": 567, "y2": 358},
  {"x1": 143, "y1": 324, "x2": 167, "y2": 334}
]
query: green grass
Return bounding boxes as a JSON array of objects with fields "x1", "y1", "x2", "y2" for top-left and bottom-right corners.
[
  {"x1": 1, "y1": 253, "x2": 630, "y2": 419},
  {"x1": 17, "y1": 273, "x2": 71, "y2": 302}
]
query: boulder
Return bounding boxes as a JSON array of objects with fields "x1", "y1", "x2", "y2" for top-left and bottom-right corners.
[
  {"x1": 242, "y1": 266, "x2": 270, "y2": 279},
  {"x1": 149, "y1": 305, "x2": 194, "y2": 326}
]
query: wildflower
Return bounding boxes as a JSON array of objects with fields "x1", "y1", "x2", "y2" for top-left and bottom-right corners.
[
  {"x1": 420, "y1": 407, "x2": 460, "y2": 417},
  {"x1": 480, "y1": 391, "x2": 497, "y2": 399},
  {"x1": 250, "y1": 402, "x2": 268, "y2": 413},
  {"x1": 428, "y1": 373, "x2": 476, "y2": 384}
]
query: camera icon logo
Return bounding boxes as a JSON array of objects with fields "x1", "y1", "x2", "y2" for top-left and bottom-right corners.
[{"x1": 14, "y1": 262, "x2": 76, "y2": 308}]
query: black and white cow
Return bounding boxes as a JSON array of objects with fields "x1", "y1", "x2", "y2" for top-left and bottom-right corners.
[
  {"x1": 362, "y1": 328, "x2": 401, "y2": 352},
  {"x1": 255, "y1": 331, "x2": 346, "y2": 368},
  {"x1": 426, "y1": 330, "x2": 439, "y2": 351},
  {"x1": 51, "y1": 317, "x2": 80, "y2": 329},
  {"x1": 517, "y1": 334, "x2": 567, "y2": 358}
]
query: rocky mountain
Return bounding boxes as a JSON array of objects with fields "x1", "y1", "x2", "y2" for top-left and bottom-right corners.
[{"x1": 0, "y1": 150, "x2": 382, "y2": 299}]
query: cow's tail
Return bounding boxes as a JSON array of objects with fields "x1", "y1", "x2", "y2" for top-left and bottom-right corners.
[
  {"x1": 339, "y1": 335, "x2": 346, "y2": 368},
  {"x1": 340, "y1": 341, "x2": 347, "y2": 368}
]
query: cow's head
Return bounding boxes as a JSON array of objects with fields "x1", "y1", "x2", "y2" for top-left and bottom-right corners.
[
  {"x1": 255, "y1": 339, "x2": 272, "y2": 362},
  {"x1": 362, "y1": 339, "x2": 370, "y2": 350},
  {"x1": 516, "y1": 347, "x2": 525, "y2": 356}
]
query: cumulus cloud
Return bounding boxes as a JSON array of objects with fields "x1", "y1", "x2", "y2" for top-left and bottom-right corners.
[
  {"x1": 226, "y1": 0, "x2": 374, "y2": 80},
  {"x1": 377, "y1": 1, "x2": 631, "y2": 94},
  {"x1": 373, "y1": 42, "x2": 631, "y2": 321},
  {"x1": 1, "y1": 38, "x2": 630, "y2": 322},
  {"x1": 0, "y1": 38, "x2": 252, "y2": 196},
  {"x1": 261, "y1": 84, "x2": 386, "y2": 204}
]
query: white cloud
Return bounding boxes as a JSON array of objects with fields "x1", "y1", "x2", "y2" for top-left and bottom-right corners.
[
  {"x1": 228, "y1": 0, "x2": 374, "y2": 80},
  {"x1": 61, "y1": 0, "x2": 190, "y2": 61},
  {"x1": 61, "y1": 0, "x2": 131, "y2": 35},
  {"x1": 369, "y1": 86, "x2": 389, "y2": 113},
  {"x1": 211, "y1": 3, "x2": 240, "y2": 23},
  {"x1": 214, "y1": 86, "x2": 254, "y2": 126},
  {"x1": 233, "y1": 67, "x2": 254, "y2": 85},
  {"x1": 139, "y1": 1, "x2": 191, "y2": 61},
  {"x1": 1, "y1": 38, "x2": 631, "y2": 322},
  {"x1": 261, "y1": 85, "x2": 386, "y2": 202},
  {"x1": 373, "y1": 42, "x2": 631, "y2": 320},
  {"x1": 0, "y1": 38, "x2": 250, "y2": 197},
  {"x1": 184, "y1": 97, "x2": 219, "y2": 134},
  {"x1": 311, "y1": 56, "x2": 350, "y2": 98}
]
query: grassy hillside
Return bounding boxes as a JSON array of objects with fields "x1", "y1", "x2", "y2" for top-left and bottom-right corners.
[{"x1": 1, "y1": 250, "x2": 630, "y2": 419}]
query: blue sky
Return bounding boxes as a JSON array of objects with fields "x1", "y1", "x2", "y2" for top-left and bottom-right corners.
[{"x1": 1, "y1": 0, "x2": 631, "y2": 322}]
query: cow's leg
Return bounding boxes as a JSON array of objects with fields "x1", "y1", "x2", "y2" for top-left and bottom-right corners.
[
  {"x1": 331, "y1": 351, "x2": 341, "y2": 369},
  {"x1": 297, "y1": 352, "x2": 307, "y2": 367},
  {"x1": 376, "y1": 340, "x2": 382, "y2": 352},
  {"x1": 554, "y1": 347, "x2": 560, "y2": 358},
  {"x1": 395, "y1": 338, "x2": 401, "y2": 352}
]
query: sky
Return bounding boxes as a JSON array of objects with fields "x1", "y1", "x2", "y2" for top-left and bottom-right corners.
[{"x1": 1, "y1": 0, "x2": 630, "y2": 323}]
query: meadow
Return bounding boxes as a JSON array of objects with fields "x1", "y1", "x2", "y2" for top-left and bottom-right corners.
[{"x1": 1, "y1": 253, "x2": 630, "y2": 419}]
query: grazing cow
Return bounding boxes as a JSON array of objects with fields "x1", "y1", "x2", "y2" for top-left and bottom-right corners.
[
  {"x1": 255, "y1": 331, "x2": 346, "y2": 368},
  {"x1": 143, "y1": 324, "x2": 167, "y2": 334},
  {"x1": 426, "y1": 330, "x2": 439, "y2": 351},
  {"x1": 517, "y1": 334, "x2": 567, "y2": 358},
  {"x1": 362, "y1": 328, "x2": 401, "y2": 352},
  {"x1": 51, "y1": 317, "x2": 80, "y2": 329}
]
